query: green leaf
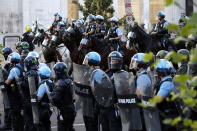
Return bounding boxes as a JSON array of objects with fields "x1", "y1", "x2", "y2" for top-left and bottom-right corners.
[
  {"x1": 165, "y1": 0, "x2": 173, "y2": 6},
  {"x1": 189, "y1": 76, "x2": 197, "y2": 87},
  {"x1": 173, "y1": 36, "x2": 186, "y2": 44},
  {"x1": 174, "y1": 74, "x2": 191, "y2": 86},
  {"x1": 163, "y1": 118, "x2": 172, "y2": 125},
  {"x1": 171, "y1": 116, "x2": 181, "y2": 126},
  {"x1": 144, "y1": 52, "x2": 154, "y2": 62},
  {"x1": 183, "y1": 118, "x2": 192, "y2": 127},
  {"x1": 166, "y1": 24, "x2": 179, "y2": 32},
  {"x1": 180, "y1": 24, "x2": 196, "y2": 36},
  {"x1": 190, "y1": 48, "x2": 197, "y2": 63},
  {"x1": 191, "y1": 121, "x2": 197, "y2": 129},
  {"x1": 165, "y1": 51, "x2": 186, "y2": 63}
]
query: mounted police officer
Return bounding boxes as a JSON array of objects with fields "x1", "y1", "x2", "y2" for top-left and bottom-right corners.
[
  {"x1": 0, "y1": 47, "x2": 13, "y2": 130},
  {"x1": 104, "y1": 17, "x2": 122, "y2": 51},
  {"x1": 76, "y1": 18, "x2": 86, "y2": 33},
  {"x1": 94, "y1": 15, "x2": 106, "y2": 40},
  {"x1": 23, "y1": 56, "x2": 39, "y2": 131},
  {"x1": 131, "y1": 53, "x2": 161, "y2": 131},
  {"x1": 37, "y1": 66, "x2": 53, "y2": 131},
  {"x1": 151, "y1": 11, "x2": 170, "y2": 50},
  {"x1": 178, "y1": 10, "x2": 189, "y2": 27},
  {"x1": 21, "y1": 26, "x2": 35, "y2": 51},
  {"x1": 51, "y1": 13, "x2": 63, "y2": 32},
  {"x1": 51, "y1": 62, "x2": 76, "y2": 131},
  {"x1": 155, "y1": 59, "x2": 179, "y2": 131},
  {"x1": 177, "y1": 49, "x2": 190, "y2": 75},
  {"x1": 83, "y1": 14, "x2": 96, "y2": 37},
  {"x1": 5, "y1": 52, "x2": 24, "y2": 131}
]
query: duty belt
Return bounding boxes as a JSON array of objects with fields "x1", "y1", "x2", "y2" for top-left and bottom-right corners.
[{"x1": 117, "y1": 94, "x2": 138, "y2": 107}]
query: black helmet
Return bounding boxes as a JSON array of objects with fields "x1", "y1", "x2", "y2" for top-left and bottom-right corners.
[
  {"x1": 53, "y1": 62, "x2": 69, "y2": 79},
  {"x1": 21, "y1": 49, "x2": 29, "y2": 61},
  {"x1": 108, "y1": 51, "x2": 123, "y2": 70},
  {"x1": 21, "y1": 42, "x2": 30, "y2": 50},
  {"x1": 3, "y1": 47, "x2": 13, "y2": 60},
  {"x1": 24, "y1": 56, "x2": 38, "y2": 71}
]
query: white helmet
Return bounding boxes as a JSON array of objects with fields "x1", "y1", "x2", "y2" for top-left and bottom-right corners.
[
  {"x1": 110, "y1": 17, "x2": 118, "y2": 23},
  {"x1": 27, "y1": 51, "x2": 39, "y2": 59},
  {"x1": 96, "y1": 15, "x2": 104, "y2": 21},
  {"x1": 76, "y1": 19, "x2": 83, "y2": 26}
]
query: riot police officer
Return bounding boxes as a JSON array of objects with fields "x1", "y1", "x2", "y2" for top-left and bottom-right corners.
[
  {"x1": 83, "y1": 14, "x2": 96, "y2": 36},
  {"x1": 151, "y1": 12, "x2": 169, "y2": 50},
  {"x1": 95, "y1": 15, "x2": 106, "y2": 39},
  {"x1": 37, "y1": 66, "x2": 53, "y2": 131},
  {"x1": 15, "y1": 41, "x2": 22, "y2": 55},
  {"x1": 76, "y1": 52, "x2": 101, "y2": 131},
  {"x1": 51, "y1": 62, "x2": 76, "y2": 131},
  {"x1": 23, "y1": 56, "x2": 39, "y2": 131},
  {"x1": 131, "y1": 53, "x2": 161, "y2": 131},
  {"x1": 155, "y1": 59, "x2": 179, "y2": 131},
  {"x1": 177, "y1": 49, "x2": 190, "y2": 75},
  {"x1": 21, "y1": 26, "x2": 35, "y2": 51},
  {"x1": 0, "y1": 47, "x2": 13, "y2": 130},
  {"x1": 99, "y1": 51, "x2": 125, "y2": 131},
  {"x1": 105, "y1": 17, "x2": 122, "y2": 51},
  {"x1": 5, "y1": 52, "x2": 24, "y2": 131}
]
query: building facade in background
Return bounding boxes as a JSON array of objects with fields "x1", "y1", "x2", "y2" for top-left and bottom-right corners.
[{"x1": 0, "y1": 0, "x2": 196, "y2": 34}]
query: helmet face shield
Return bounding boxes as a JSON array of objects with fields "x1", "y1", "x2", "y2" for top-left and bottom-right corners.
[{"x1": 82, "y1": 55, "x2": 89, "y2": 66}]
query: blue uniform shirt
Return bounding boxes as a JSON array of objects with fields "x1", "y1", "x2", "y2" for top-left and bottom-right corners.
[
  {"x1": 157, "y1": 75, "x2": 176, "y2": 98},
  {"x1": 37, "y1": 79, "x2": 52, "y2": 98},
  {"x1": 107, "y1": 26, "x2": 122, "y2": 37},
  {"x1": 137, "y1": 70, "x2": 151, "y2": 89},
  {"x1": 8, "y1": 64, "x2": 21, "y2": 80}
]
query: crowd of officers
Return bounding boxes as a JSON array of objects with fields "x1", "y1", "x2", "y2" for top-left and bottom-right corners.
[{"x1": 0, "y1": 11, "x2": 196, "y2": 131}]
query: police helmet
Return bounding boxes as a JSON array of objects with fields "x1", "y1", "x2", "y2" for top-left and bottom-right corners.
[
  {"x1": 24, "y1": 56, "x2": 38, "y2": 71},
  {"x1": 53, "y1": 62, "x2": 69, "y2": 79},
  {"x1": 87, "y1": 14, "x2": 95, "y2": 21},
  {"x1": 26, "y1": 26, "x2": 32, "y2": 32},
  {"x1": 79, "y1": 18, "x2": 85, "y2": 24},
  {"x1": 21, "y1": 42, "x2": 30, "y2": 50},
  {"x1": 76, "y1": 19, "x2": 83, "y2": 26},
  {"x1": 56, "y1": 14, "x2": 62, "y2": 21},
  {"x1": 58, "y1": 21, "x2": 65, "y2": 27},
  {"x1": 21, "y1": 49, "x2": 29, "y2": 60},
  {"x1": 54, "y1": 12, "x2": 58, "y2": 16},
  {"x1": 110, "y1": 17, "x2": 118, "y2": 23},
  {"x1": 157, "y1": 11, "x2": 165, "y2": 18},
  {"x1": 177, "y1": 49, "x2": 190, "y2": 59},
  {"x1": 96, "y1": 15, "x2": 104, "y2": 21},
  {"x1": 8, "y1": 52, "x2": 21, "y2": 63},
  {"x1": 39, "y1": 66, "x2": 51, "y2": 79},
  {"x1": 83, "y1": 52, "x2": 101, "y2": 66},
  {"x1": 27, "y1": 51, "x2": 39, "y2": 60},
  {"x1": 130, "y1": 53, "x2": 149, "y2": 69},
  {"x1": 39, "y1": 63, "x2": 48, "y2": 69},
  {"x1": 156, "y1": 50, "x2": 168, "y2": 59},
  {"x1": 3, "y1": 47, "x2": 13, "y2": 60},
  {"x1": 108, "y1": 51, "x2": 123, "y2": 70},
  {"x1": 156, "y1": 59, "x2": 172, "y2": 73}
]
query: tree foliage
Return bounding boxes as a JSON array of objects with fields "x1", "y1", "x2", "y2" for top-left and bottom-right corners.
[
  {"x1": 142, "y1": 0, "x2": 197, "y2": 130},
  {"x1": 73, "y1": 0, "x2": 114, "y2": 28}
]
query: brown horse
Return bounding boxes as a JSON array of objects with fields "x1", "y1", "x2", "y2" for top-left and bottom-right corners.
[{"x1": 78, "y1": 36, "x2": 137, "y2": 71}]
